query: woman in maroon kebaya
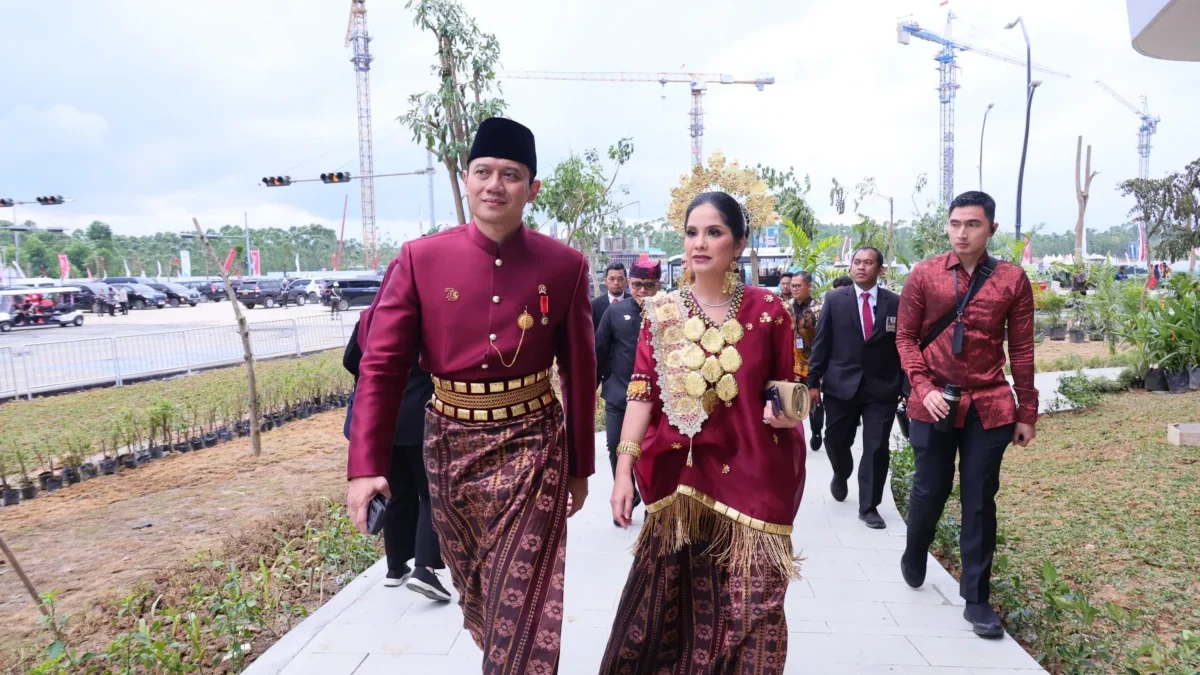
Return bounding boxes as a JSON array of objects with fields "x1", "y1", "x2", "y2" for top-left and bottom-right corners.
[{"x1": 602, "y1": 192, "x2": 806, "y2": 674}]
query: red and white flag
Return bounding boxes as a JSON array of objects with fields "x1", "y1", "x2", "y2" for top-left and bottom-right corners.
[
  {"x1": 221, "y1": 246, "x2": 238, "y2": 272},
  {"x1": 58, "y1": 254, "x2": 70, "y2": 280},
  {"x1": 1021, "y1": 237, "x2": 1032, "y2": 265},
  {"x1": 250, "y1": 249, "x2": 261, "y2": 276}
]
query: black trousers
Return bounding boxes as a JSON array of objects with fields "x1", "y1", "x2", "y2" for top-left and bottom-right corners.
[
  {"x1": 384, "y1": 443, "x2": 444, "y2": 571},
  {"x1": 809, "y1": 403, "x2": 825, "y2": 444},
  {"x1": 904, "y1": 406, "x2": 1012, "y2": 603},
  {"x1": 823, "y1": 384, "x2": 896, "y2": 514},
  {"x1": 605, "y1": 402, "x2": 641, "y2": 507}
]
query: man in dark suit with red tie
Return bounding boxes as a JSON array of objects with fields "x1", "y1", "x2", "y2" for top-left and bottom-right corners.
[
  {"x1": 591, "y1": 262, "x2": 630, "y2": 331},
  {"x1": 807, "y1": 246, "x2": 903, "y2": 529}
]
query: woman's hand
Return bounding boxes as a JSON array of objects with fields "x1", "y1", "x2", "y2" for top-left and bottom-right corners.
[
  {"x1": 763, "y1": 402, "x2": 801, "y2": 429},
  {"x1": 610, "y1": 471, "x2": 637, "y2": 529}
]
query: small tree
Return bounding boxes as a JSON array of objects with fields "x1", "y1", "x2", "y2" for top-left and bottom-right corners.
[
  {"x1": 528, "y1": 139, "x2": 635, "y2": 295},
  {"x1": 400, "y1": 0, "x2": 505, "y2": 225},
  {"x1": 1074, "y1": 136, "x2": 1099, "y2": 264},
  {"x1": 1117, "y1": 176, "x2": 1177, "y2": 299},
  {"x1": 757, "y1": 165, "x2": 818, "y2": 239},
  {"x1": 782, "y1": 219, "x2": 840, "y2": 292}
]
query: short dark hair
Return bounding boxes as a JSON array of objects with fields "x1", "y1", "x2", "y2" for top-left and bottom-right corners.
[
  {"x1": 792, "y1": 270, "x2": 813, "y2": 284},
  {"x1": 950, "y1": 191, "x2": 996, "y2": 224},
  {"x1": 685, "y1": 192, "x2": 748, "y2": 243},
  {"x1": 852, "y1": 246, "x2": 884, "y2": 267},
  {"x1": 831, "y1": 275, "x2": 853, "y2": 289},
  {"x1": 605, "y1": 263, "x2": 626, "y2": 276},
  {"x1": 779, "y1": 272, "x2": 794, "y2": 281}
]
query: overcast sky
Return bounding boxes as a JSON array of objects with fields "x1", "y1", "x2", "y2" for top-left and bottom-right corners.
[{"x1": 3, "y1": 0, "x2": 1197, "y2": 246}]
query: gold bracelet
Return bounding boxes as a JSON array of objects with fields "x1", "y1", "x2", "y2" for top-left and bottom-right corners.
[{"x1": 616, "y1": 440, "x2": 642, "y2": 461}]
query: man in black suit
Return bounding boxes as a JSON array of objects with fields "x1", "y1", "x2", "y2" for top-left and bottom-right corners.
[
  {"x1": 343, "y1": 321, "x2": 449, "y2": 600},
  {"x1": 596, "y1": 257, "x2": 661, "y2": 524},
  {"x1": 591, "y1": 262, "x2": 630, "y2": 331},
  {"x1": 807, "y1": 246, "x2": 903, "y2": 529}
]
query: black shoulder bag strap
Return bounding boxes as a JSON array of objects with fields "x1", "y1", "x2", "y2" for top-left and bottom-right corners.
[{"x1": 900, "y1": 255, "x2": 996, "y2": 397}]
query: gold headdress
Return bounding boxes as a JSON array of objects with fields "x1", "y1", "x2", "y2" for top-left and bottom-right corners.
[{"x1": 666, "y1": 152, "x2": 777, "y2": 234}]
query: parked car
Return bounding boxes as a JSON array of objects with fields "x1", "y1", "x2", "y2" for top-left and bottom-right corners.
[
  {"x1": 63, "y1": 282, "x2": 114, "y2": 312},
  {"x1": 291, "y1": 278, "x2": 328, "y2": 303},
  {"x1": 116, "y1": 283, "x2": 167, "y2": 309},
  {"x1": 283, "y1": 279, "x2": 310, "y2": 306},
  {"x1": 237, "y1": 278, "x2": 285, "y2": 309},
  {"x1": 148, "y1": 282, "x2": 201, "y2": 307},
  {"x1": 321, "y1": 277, "x2": 382, "y2": 311},
  {"x1": 101, "y1": 276, "x2": 158, "y2": 286}
]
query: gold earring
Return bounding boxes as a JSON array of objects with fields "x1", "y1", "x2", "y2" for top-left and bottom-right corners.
[
  {"x1": 722, "y1": 260, "x2": 739, "y2": 295},
  {"x1": 682, "y1": 266, "x2": 694, "y2": 287}
]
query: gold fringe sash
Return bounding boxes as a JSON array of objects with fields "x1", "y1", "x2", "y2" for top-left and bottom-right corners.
[{"x1": 636, "y1": 486, "x2": 802, "y2": 581}]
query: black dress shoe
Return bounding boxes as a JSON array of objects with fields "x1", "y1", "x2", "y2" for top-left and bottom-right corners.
[
  {"x1": 810, "y1": 432, "x2": 822, "y2": 451},
  {"x1": 900, "y1": 551, "x2": 926, "y2": 588},
  {"x1": 830, "y1": 476, "x2": 848, "y2": 502},
  {"x1": 859, "y1": 508, "x2": 886, "y2": 529},
  {"x1": 964, "y1": 601, "x2": 1004, "y2": 639}
]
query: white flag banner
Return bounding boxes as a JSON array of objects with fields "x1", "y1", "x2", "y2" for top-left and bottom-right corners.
[
  {"x1": 123, "y1": 259, "x2": 132, "y2": 276},
  {"x1": 156, "y1": 260, "x2": 163, "y2": 278},
  {"x1": 180, "y1": 250, "x2": 192, "y2": 277},
  {"x1": 295, "y1": 253, "x2": 300, "y2": 273}
]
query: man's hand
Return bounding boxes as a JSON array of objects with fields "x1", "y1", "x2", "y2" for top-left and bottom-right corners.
[
  {"x1": 1012, "y1": 422, "x2": 1036, "y2": 447},
  {"x1": 808, "y1": 386, "x2": 821, "y2": 409},
  {"x1": 567, "y1": 476, "x2": 588, "y2": 517},
  {"x1": 348, "y1": 475, "x2": 391, "y2": 534},
  {"x1": 922, "y1": 389, "x2": 950, "y2": 420}
]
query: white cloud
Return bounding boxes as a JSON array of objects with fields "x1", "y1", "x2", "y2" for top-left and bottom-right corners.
[{"x1": 5, "y1": 104, "x2": 109, "y2": 152}]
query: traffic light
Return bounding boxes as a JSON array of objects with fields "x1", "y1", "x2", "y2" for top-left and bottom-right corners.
[
  {"x1": 36, "y1": 196, "x2": 65, "y2": 205},
  {"x1": 262, "y1": 176, "x2": 292, "y2": 187},
  {"x1": 320, "y1": 172, "x2": 351, "y2": 184},
  {"x1": 0, "y1": 199, "x2": 13, "y2": 207}
]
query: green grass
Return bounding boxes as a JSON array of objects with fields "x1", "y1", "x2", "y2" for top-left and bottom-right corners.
[{"x1": 998, "y1": 390, "x2": 1200, "y2": 659}]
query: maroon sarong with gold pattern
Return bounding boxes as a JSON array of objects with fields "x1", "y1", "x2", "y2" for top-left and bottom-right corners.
[
  {"x1": 599, "y1": 524, "x2": 789, "y2": 674},
  {"x1": 424, "y1": 398, "x2": 569, "y2": 675}
]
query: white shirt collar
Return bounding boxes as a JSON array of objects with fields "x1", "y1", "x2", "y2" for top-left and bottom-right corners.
[
  {"x1": 853, "y1": 282, "x2": 878, "y2": 302},
  {"x1": 608, "y1": 292, "x2": 623, "y2": 301}
]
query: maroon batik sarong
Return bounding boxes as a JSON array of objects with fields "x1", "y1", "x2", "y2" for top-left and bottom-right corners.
[
  {"x1": 424, "y1": 402, "x2": 569, "y2": 675},
  {"x1": 600, "y1": 521, "x2": 790, "y2": 675}
]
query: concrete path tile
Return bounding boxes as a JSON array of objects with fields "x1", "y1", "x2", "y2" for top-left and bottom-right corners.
[
  {"x1": 909, "y1": 636, "x2": 1042, "y2": 669},
  {"x1": 786, "y1": 597, "x2": 898, "y2": 626},
  {"x1": 301, "y1": 621, "x2": 459, "y2": 656},
  {"x1": 809, "y1": 578, "x2": 949, "y2": 605},
  {"x1": 277, "y1": 652, "x2": 365, "y2": 675},
  {"x1": 786, "y1": 632, "x2": 931, "y2": 666}
]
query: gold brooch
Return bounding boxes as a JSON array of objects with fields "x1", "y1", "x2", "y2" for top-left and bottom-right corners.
[
  {"x1": 765, "y1": 293, "x2": 775, "y2": 303},
  {"x1": 445, "y1": 288, "x2": 460, "y2": 302},
  {"x1": 722, "y1": 464, "x2": 730, "y2": 474}
]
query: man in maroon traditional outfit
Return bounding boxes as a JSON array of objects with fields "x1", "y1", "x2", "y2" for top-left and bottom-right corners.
[{"x1": 346, "y1": 117, "x2": 596, "y2": 674}]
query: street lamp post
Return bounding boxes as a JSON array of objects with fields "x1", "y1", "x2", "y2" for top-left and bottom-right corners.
[
  {"x1": 979, "y1": 103, "x2": 995, "y2": 191},
  {"x1": 1005, "y1": 17, "x2": 1032, "y2": 239}
]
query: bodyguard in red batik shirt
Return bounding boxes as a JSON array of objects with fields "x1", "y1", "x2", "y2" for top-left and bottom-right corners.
[{"x1": 896, "y1": 191, "x2": 1038, "y2": 640}]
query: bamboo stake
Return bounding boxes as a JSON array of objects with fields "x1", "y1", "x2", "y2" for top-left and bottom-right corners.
[
  {"x1": 191, "y1": 218, "x2": 262, "y2": 456},
  {"x1": 0, "y1": 532, "x2": 49, "y2": 618}
]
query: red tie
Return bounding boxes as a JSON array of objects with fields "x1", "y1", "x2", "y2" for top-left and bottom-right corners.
[
  {"x1": 611, "y1": 297, "x2": 618, "y2": 304},
  {"x1": 861, "y1": 292, "x2": 873, "y2": 340}
]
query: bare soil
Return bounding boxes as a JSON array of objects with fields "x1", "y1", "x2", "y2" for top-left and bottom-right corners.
[{"x1": 0, "y1": 411, "x2": 350, "y2": 652}]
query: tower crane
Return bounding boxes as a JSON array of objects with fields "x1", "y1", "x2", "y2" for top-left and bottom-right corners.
[
  {"x1": 346, "y1": 0, "x2": 377, "y2": 270},
  {"x1": 499, "y1": 71, "x2": 775, "y2": 167},
  {"x1": 1094, "y1": 81, "x2": 1159, "y2": 179},
  {"x1": 898, "y1": 11, "x2": 1069, "y2": 206}
]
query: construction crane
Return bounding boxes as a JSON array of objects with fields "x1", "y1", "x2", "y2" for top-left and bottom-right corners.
[
  {"x1": 499, "y1": 71, "x2": 775, "y2": 167},
  {"x1": 346, "y1": 0, "x2": 377, "y2": 270},
  {"x1": 898, "y1": 11, "x2": 1069, "y2": 206},
  {"x1": 1094, "y1": 81, "x2": 1160, "y2": 179}
]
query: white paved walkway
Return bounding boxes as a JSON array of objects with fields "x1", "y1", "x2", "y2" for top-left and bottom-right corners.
[{"x1": 247, "y1": 408, "x2": 1071, "y2": 675}]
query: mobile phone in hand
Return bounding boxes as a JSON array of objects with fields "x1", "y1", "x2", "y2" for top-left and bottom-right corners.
[
  {"x1": 765, "y1": 386, "x2": 782, "y2": 418},
  {"x1": 366, "y1": 493, "x2": 389, "y2": 535}
]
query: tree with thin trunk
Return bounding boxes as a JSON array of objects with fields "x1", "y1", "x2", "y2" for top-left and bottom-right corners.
[
  {"x1": 191, "y1": 218, "x2": 262, "y2": 456},
  {"x1": 1074, "y1": 136, "x2": 1099, "y2": 265},
  {"x1": 1117, "y1": 177, "x2": 1176, "y2": 303},
  {"x1": 400, "y1": 0, "x2": 504, "y2": 226}
]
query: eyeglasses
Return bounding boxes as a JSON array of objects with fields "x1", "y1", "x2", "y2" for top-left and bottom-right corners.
[{"x1": 629, "y1": 281, "x2": 660, "y2": 290}]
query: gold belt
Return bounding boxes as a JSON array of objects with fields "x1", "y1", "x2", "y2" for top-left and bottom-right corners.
[{"x1": 431, "y1": 369, "x2": 554, "y2": 423}]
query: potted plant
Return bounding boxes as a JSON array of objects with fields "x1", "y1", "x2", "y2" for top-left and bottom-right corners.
[
  {"x1": 76, "y1": 436, "x2": 97, "y2": 480},
  {"x1": 14, "y1": 447, "x2": 37, "y2": 501},
  {"x1": 203, "y1": 398, "x2": 220, "y2": 448},
  {"x1": 1067, "y1": 300, "x2": 1088, "y2": 344},
  {"x1": 186, "y1": 402, "x2": 204, "y2": 451},
  {"x1": 97, "y1": 423, "x2": 119, "y2": 475},
  {"x1": 60, "y1": 434, "x2": 84, "y2": 486},
  {"x1": 171, "y1": 406, "x2": 191, "y2": 453},
  {"x1": 1036, "y1": 289, "x2": 1067, "y2": 341},
  {"x1": 0, "y1": 447, "x2": 19, "y2": 506}
]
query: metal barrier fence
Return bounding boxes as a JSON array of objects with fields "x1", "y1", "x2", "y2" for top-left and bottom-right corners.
[{"x1": 3, "y1": 310, "x2": 361, "y2": 399}]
